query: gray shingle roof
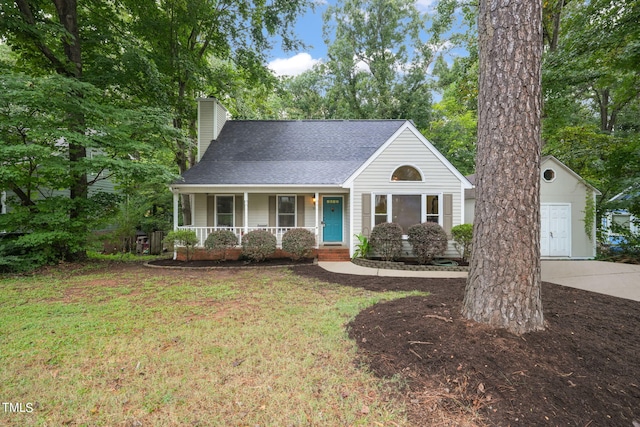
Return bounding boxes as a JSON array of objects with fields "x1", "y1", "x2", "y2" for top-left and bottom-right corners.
[{"x1": 177, "y1": 120, "x2": 407, "y2": 185}]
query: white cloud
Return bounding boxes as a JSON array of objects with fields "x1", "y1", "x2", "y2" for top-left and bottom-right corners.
[
  {"x1": 268, "y1": 53, "x2": 321, "y2": 77},
  {"x1": 415, "y1": 0, "x2": 437, "y2": 12}
]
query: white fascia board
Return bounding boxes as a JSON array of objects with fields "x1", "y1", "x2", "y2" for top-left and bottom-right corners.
[{"x1": 342, "y1": 121, "x2": 473, "y2": 189}]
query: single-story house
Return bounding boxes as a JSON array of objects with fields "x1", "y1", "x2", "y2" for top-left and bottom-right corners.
[
  {"x1": 170, "y1": 98, "x2": 473, "y2": 260},
  {"x1": 465, "y1": 156, "x2": 601, "y2": 259}
]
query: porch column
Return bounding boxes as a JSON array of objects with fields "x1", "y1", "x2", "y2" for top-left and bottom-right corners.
[
  {"x1": 172, "y1": 191, "x2": 179, "y2": 260},
  {"x1": 244, "y1": 192, "x2": 249, "y2": 237},
  {"x1": 173, "y1": 191, "x2": 179, "y2": 230},
  {"x1": 315, "y1": 192, "x2": 319, "y2": 248}
]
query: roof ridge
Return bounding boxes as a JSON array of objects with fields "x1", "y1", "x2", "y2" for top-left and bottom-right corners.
[{"x1": 226, "y1": 119, "x2": 408, "y2": 123}]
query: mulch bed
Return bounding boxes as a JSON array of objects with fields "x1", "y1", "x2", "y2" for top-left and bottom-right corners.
[
  {"x1": 148, "y1": 257, "x2": 314, "y2": 268},
  {"x1": 292, "y1": 265, "x2": 640, "y2": 427}
]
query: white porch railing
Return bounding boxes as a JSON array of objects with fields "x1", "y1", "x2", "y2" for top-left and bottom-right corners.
[{"x1": 177, "y1": 226, "x2": 318, "y2": 248}]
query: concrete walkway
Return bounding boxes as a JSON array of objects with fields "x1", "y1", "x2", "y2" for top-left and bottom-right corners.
[{"x1": 318, "y1": 260, "x2": 640, "y2": 302}]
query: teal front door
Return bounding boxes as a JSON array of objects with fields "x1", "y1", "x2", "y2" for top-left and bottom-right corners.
[{"x1": 322, "y1": 197, "x2": 343, "y2": 242}]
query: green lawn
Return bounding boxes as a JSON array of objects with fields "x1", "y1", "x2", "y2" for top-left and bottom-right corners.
[{"x1": 0, "y1": 263, "x2": 424, "y2": 426}]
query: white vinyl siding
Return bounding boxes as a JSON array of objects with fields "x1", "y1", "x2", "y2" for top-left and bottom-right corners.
[
  {"x1": 191, "y1": 192, "x2": 333, "y2": 230},
  {"x1": 352, "y1": 128, "x2": 464, "y2": 256},
  {"x1": 540, "y1": 158, "x2": 597, "y2": 258}
]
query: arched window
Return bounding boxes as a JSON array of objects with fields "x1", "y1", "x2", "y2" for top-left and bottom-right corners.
[{"x1": 391, "y1": 165, "x2": 422, "y2": 181}]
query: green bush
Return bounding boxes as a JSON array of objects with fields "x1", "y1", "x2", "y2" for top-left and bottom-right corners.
[
  {"x1": 451, "y1": 223, "x2": 473, "y2": 262},
  {"x1": 407, "y1": 222, "x2": 448, "y2": 264},
  {"x1": 370, "y1": 222, "x2": 403, "y2": 261},
  {"x1": 241, "y1": 229, "x2": 277, "y2": 262},
  {"x1": 0, "y1": 231, "x2": 82, "y2": 273},
  {"x1": 164, "y1": 229, "x2": 199, "y2": 261},
  {"x1": 281, "y1": 228, "x2": 316, "y2": 260},
  {"x1": 352, "y1": 233, "x2": 371, "y2": 259},
  {"x1": 204, "y1": 230, "x2": 239, "y2": 261}
]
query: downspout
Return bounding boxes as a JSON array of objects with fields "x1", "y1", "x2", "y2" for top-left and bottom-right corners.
[{"x1": 349, "y1": 185, "x2": 354, "y2": 257}]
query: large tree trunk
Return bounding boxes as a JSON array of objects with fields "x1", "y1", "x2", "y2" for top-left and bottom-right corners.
[{"x1": 462, "y1": 0, "x2": 544, "y2": 335}]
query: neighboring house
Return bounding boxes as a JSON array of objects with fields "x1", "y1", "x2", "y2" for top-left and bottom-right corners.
[
  {"x1": 602, "y1": 191, "x2": 639, "y2": 246},
  {"x1": 170, "y1": 98, "x2": 473, "y2": 259},
  {"x1": 465, "y1": 156, "x2": 601, "y2": 259}
]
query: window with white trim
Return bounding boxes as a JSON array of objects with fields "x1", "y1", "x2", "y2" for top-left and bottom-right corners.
[
  {"x1": 426, "y1": 195, "x2": 439, "y2": 223},
  {"x1": 374, "y1": 194, "x2": 441, "y2": 233},
  {"x1": 277, "y1": 195, "x2": 296, "y2": 227},
  {"x1": 612, "y1": 214, "x2": 631, "y2": 231},
  {"x1": 215, "y1": 195, "x2": 234, "y2": 227},
  {"x1": 391, "y1": 165, "x2": 422, "y2": 181},
  {"x1": 374, "y1": 195, "x2": 387, "y2": 225}
]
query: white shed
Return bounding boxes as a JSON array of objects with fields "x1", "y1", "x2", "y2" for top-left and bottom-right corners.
[{"x1": 465, "y1": 156, "x2": 601, "y2": 259}]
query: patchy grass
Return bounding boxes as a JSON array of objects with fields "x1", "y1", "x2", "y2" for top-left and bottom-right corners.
[{"x1": 0, "y1": 263, "x2": 425, "y2": 426}]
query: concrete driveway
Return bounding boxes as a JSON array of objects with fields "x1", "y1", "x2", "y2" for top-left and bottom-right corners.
[
  {"x1": 319, "y1": 260, "x2": 640, "y2": 302},
  {"x1": 541, "y1": 260, "x2": 640, "y2": 302}
]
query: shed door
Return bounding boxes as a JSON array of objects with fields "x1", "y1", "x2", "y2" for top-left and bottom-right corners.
[{"x1": 541, "y1": 204, "x2": 571, "y2": 257}]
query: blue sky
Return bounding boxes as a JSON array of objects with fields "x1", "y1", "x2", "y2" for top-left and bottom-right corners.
[{"x1": 266, "y1": 0, "x2": 443, "y2": 76}]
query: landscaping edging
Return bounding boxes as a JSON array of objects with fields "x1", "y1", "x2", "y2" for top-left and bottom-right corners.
[
  {"x1": 352, "y1": 257, "x2": 469, "y2": 272},
  {"x1": 144, "y1": 258, "x2": 316, "y2": 270}
]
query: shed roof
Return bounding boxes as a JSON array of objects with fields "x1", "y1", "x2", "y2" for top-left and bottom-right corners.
[{"x1": 177, "y1": 120, "x2": 407, "y2": 185}]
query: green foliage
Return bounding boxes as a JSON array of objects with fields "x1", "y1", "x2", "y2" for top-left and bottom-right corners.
[
  {"x1": 451, "y1": 224, "x2": 473, "y2": 262},
  {"x1": 605, "y1": 221, "x2": 640, "y2": 261},
  {"x1": 164, "y1": 230, "x2": 198, "y2": 261},
  {"x1": 0, "y1": 71, "x2": 177, "y2": 265},
  {"x1": 541, "y1": 0, "x2": 640, "y2": 219},
  {"x1": 352, "y1": 233, "x2": 371, "y2": 259},
  {"x1": 319, "y1": 0, "x2": 433, "y2": 128},
  {"x1": 407, "y1": 222, "x2": 448, "y2": 265},
  {"x1": 241, "y1": 230, "x2": 277, "y2": 263},
  {"x1": 584, "y1": 191, "x2": 596, "y2": 241},
  {"x1": 369, "y1": 223, "x2": 403, "y2": 261},
  {"x1": 281, "y1": 228, "x2": 316, "y2": 261},
  {"x1": 204, "y1": 230, "x2": 239, "y2": 261}
]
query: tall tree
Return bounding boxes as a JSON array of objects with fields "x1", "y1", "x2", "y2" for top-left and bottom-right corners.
[
  {"x1": 1, "y1": 0, "x2": 97, "y2": 259},
  {"x1": 0, "y1": 71, "x2": 176, "y2": 266},
  {"x1": 322, "y1": 0, "x2": 434, "y2": 128},
  {"x1": 462, "y1": 0, "x2": 545, "y2": 334},
  {"x1": 121, "y1": 0, "x2": 310, "y2": 224},
  {"x1": 542, "y1": 0, "x2": 640, "y2": 214}
]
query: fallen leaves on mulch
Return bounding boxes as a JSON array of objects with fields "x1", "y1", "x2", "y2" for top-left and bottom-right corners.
[{"x1": 293, "y1": 265, "x2": 640, "y2": 427}]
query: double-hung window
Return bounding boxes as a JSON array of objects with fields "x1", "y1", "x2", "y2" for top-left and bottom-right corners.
[
  {"x1": 374, "y1": 195, "x2": 387, "y2": 225},
  {"x1": 426, "y1": 195, "x2": 439, "y2": 223},
  {"x1": 215, "y1": 195, "x2": 234, "y2": 228},
  {"x1": 278, "y1": 195, "x2": 296, "y2": 227}
]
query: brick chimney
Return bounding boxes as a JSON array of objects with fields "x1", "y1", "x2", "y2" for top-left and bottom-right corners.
[{"x1": 197, "y1": 97, "x2": 229, "y2": 161}]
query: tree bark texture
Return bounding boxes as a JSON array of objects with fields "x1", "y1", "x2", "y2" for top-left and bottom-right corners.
[{"x1": 462, "y1": 0, "x2": 544, "y2": 335}]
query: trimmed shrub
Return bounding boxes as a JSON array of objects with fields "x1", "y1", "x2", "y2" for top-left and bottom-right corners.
[
  {"x1": 241, "y1": 229, "x2": 277, "y2": 262},
  {"x1": 204, "y1": 230, "x2": 238, "y2": 261},
  {"x1": 282, "y1": 228, "x2": 316, "y2": 260},
  {"x1": 451, "y1": 223, "x2": 473, "y2": 262},
  {"x1": 370, "y1": 222, "x2": 403, "y2": 261},
  {"x1": 407, "y1": 222, "x2": 448, "y2": 264},
  {"x1": 164, "y1": 229, "x2": 199, "y2": 261}
]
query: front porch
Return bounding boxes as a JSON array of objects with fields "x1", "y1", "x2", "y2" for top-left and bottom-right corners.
[
  {"x1": 177, "y1": 226, "x2": 317, "y2": 248},
  {"x1": 171, "y1": 189, "x2": 351, "y2": 257}
]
